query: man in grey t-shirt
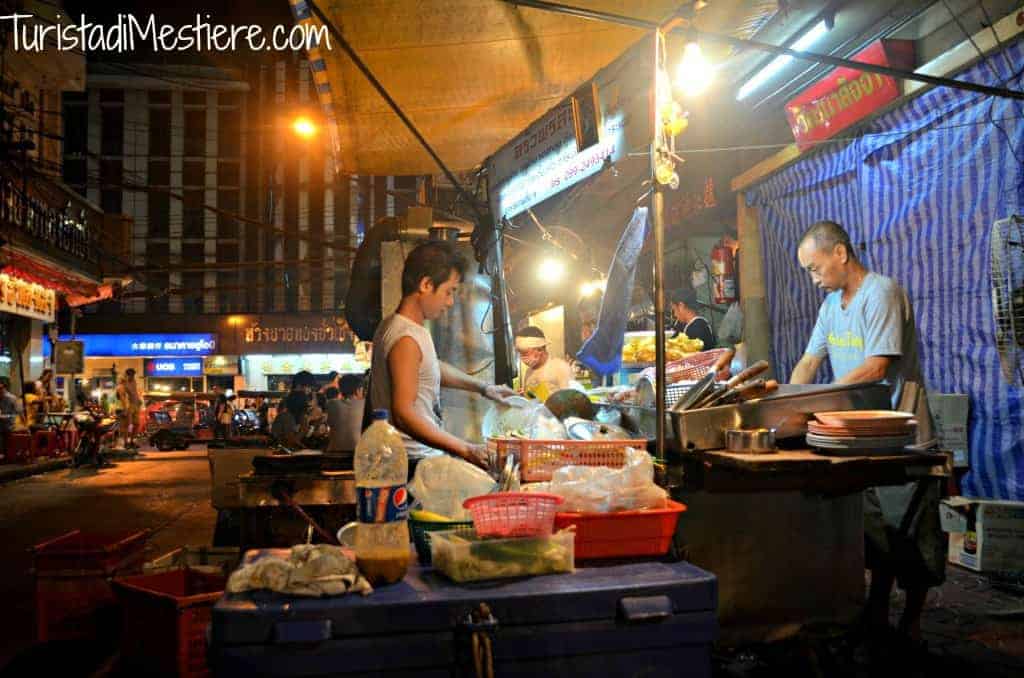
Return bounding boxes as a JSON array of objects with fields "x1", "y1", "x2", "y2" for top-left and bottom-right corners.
[
  {"x1": 790, "y1": 220, "x2": 943, "y2": 645},
  {"x1": 326, "y1": 374, "x2": 366, "y2": 453}
]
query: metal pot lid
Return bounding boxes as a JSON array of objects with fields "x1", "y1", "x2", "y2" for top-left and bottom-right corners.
[{"x1": 566, "y1": 418, "x2": 636, "y2": 440}]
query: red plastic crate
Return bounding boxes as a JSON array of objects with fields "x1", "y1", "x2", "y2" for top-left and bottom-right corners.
[
  {"x1": 113, "y1": 568, "x2": 226, "y2": 678},
  {"x1": 32, "y1": 529, "x2": 149, "y2": 642},
  {"x1": 553, "y1": 500, "x2": 687, "y2": 560},
  {"x1": 488, "y1": 438, "x2": 636, "y2": 482},
  {"x1": 33, "y1": 529, "x2": 150, "y2": 573}
]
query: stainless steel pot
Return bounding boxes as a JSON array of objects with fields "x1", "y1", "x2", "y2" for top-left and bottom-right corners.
[{"x1": 725, "y1": 428, "x2": 777, "y2": 454}]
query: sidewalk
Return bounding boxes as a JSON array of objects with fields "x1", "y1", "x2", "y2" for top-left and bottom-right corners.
[{"x1": 0, "y1": 447, "x2": 146, "y2": 485}]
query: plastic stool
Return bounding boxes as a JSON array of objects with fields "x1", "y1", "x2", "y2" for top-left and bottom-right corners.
[
  {"x1": 31, "y1": 430, "x2": 59, "y2": 459},
  {"x1": 4, "y1": 432, "x2": 32, "y2": 463}
]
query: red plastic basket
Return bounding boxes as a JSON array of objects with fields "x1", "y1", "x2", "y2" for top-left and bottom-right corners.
[
  {"x1": 664, "y1": 348, "x2": 731, "y2": 383},
  {"x1": 487, "y1": 438, "x2": 635, "y2": 482},
  {"x1": 32, "y1": 529, "x2": 150, "y2": 642},
  {"x1": 113, "y1": 568, "x2": 226, "y2": 678},
  {"x1": 553, "y1": 500, "x2": 687, "y2": 560},
  {"x1": 463, "y1": 492, "x2": 564, "y2": 538}
]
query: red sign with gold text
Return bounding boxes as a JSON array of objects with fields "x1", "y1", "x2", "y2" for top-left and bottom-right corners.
[{"x1": 784, "y1": 40, "x2": 914, "y2": 150}]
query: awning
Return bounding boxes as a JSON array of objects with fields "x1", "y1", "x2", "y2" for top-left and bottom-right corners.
[
  {"x1": 293, "y1": 0, "x2": 778, "y2": 175},
  {"x1": 2, "y1": 247, "x2": 102, "y2": 300}
]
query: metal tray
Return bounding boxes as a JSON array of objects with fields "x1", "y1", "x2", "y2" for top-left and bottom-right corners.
[{"x1": 670, "y1": 382, "x2": 892, "y2": 452}]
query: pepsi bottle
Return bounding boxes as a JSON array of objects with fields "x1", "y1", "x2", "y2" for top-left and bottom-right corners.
[{"x1": 354, "y1": 409, "x2": 410, "y2": 585}]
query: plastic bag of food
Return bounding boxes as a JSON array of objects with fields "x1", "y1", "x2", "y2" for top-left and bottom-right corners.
[
  {"x1": 408, "y1": 455, "x2": 497, "y2": 520},
  {"x1": 526, "y1": 448, "x2": 667, "y2": 513}
]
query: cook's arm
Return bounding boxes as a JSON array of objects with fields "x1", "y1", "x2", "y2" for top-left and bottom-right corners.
[
  {"x1": 389, "y1": 339, "x2": 485, "y2": 467},
  {"x1": 790, "y1": 353, "x2": 824, "y2": 384},
  {"x1": 440, "y1": 361, "x2": 516, "y2": 401},
  {"x1": 835, "y1": 356, "x2": 892, "y2": 385}
]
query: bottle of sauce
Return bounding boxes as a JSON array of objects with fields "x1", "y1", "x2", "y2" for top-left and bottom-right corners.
[{"x1": 354, "y1": 409, "x2": 410, "y2": 585}]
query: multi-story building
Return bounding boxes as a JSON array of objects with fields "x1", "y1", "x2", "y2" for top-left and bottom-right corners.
[{"x1": 64, "y1": 52, "x2": 422, "y2": 392}]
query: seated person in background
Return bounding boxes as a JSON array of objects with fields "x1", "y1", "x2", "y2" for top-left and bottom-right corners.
[
  {"x1": 668, "y1": 287, "x2": 716, "y2": 349},
  {"x1": 515, "y1": 326, "x2": 573, "y2": 399},
  {"x1": 327, "y1": 374, "x2": 366, "y2": 453},
  {"x1": 19, "y1": 382, "x2": 42, "y2": 430},
  {"x1": 270, "y1": 390, "x2": 308, "y2": 449}
]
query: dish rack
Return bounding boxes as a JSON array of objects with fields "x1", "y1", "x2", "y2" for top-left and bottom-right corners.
[{"x1": 487, "y1": 438, "x2": 637, "y2": 482}]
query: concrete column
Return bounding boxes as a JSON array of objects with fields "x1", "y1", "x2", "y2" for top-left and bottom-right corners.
[
  {"x1": 205, "y1": 91, "x2": 219, "y2": 313},
  {"x1": 169, "y1": 90, "x2": 185, "y2": 313},
  {"x1": 322, "y1": 155, "x2": 335, "y2": 309},
  {"x1": 737, "y1": 194, "x2": 775, "y2": 378}
]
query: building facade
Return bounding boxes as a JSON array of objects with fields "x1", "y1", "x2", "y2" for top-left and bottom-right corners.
[
  {"x1": 64, "y1": 54, "x2": 419, "y2": 318},
  {"x1": 0, "y1": 2, "x2": 127, "y2": 400}
]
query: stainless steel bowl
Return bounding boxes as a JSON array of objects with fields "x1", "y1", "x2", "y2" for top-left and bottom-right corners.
[{"x1": 725, "y1": 428, "x2": 777, "y2": 454}]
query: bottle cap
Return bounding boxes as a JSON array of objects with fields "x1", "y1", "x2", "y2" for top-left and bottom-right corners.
[{"x1": 372, "y1": 408, "x2": 389, "y2": 420}]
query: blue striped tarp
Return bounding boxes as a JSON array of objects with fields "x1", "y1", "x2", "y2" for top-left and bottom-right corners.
[{"x1": 747, "y1": 40, "x2": 1024, "y2": 500}]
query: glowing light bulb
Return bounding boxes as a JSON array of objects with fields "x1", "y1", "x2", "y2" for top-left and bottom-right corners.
[
  {"x1": 676, "y1": 43, "x2": 714, "y2": 97},
  {"x1": 537, "y1": 258, "x2": 566, "y2": 284}
]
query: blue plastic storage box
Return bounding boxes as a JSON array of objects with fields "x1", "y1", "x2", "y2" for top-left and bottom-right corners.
[{"x1": 209, "y1": 558, "x2": 717, "y2": 677}]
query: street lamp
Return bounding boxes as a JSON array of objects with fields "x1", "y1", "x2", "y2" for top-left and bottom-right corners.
[{"x1": 292, "y1": 116, "x2": 317, "y2": 139}]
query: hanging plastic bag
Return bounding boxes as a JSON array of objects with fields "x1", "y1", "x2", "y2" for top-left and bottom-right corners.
[
  {"x1": 525, "y1": 448, "x2": 667, "y2": 513},
  {"x1": 408, "y1": 455, "x2": 497, "y2": 520}
]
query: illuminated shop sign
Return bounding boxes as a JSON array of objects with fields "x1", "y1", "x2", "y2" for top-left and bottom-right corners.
[
  {"x1": 144, "y1": 358, "x2": 204, "y2": 377},
  {"x1": 45, "y1": 333, "x2": 217, "y2": 357}
]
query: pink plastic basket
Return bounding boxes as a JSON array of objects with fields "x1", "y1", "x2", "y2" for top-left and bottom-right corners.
[{"x1": 463, "y1": 492, "x2": 565, "y2": 538}]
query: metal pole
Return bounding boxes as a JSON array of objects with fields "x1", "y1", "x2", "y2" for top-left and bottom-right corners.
[
  {"x1": 651, "y1": 32, "x2": 667, "y2": 463},
  {"x1": 652, "y1": 186, "x2": 667, "y2": 462},
  {"x1": 505, "y1": 0, "x2": 1024, "y2": 102},
  {"x1": 305, "y1": 0, "x2": 485, "y2": 217}
]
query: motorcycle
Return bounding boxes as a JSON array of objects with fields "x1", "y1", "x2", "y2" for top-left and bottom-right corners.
[{"x1": 72, "y1": 407, "x2": 118, "y2": 468}]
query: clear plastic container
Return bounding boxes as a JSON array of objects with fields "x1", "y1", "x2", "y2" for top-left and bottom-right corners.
[
  {"x1": 430, "y1": 528, "x2": 575, "y2": 583},
  {"x1": 354, "y1": 409, "x2": 410, "y2": 586}
]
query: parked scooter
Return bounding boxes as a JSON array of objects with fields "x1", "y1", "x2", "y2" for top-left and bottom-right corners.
[{"x1": 72, "y1": 406, "x2": 118, "y2": 468}]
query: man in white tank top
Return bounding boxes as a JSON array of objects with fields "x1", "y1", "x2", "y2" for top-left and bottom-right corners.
[{"x1": 370, "y1": 241, "x2": 515, "y2": 468}]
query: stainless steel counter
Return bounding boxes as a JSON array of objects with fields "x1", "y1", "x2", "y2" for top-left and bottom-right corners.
[{"x1": 602, "y1": 382, "x2": 892, "y2": 452}]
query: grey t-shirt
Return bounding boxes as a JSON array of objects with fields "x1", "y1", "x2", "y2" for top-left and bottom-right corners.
[
  {"x1": 326, "y1": 398, "x2": 365, "y2": 452},
  {"x1": 805, "y1": 272, "x2": 924, "y2": 409}
]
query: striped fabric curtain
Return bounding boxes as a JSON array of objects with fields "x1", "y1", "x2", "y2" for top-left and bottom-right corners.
[{"x1": 747, "y1": 41, "x2": 1024, "y2": 500}]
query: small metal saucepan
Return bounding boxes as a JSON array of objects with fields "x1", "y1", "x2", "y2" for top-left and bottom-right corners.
[{"x1": 725, "y1": 428, "x2": 777, "y2": 454}]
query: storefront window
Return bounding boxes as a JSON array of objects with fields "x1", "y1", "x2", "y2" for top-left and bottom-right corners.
[{"x1": 147, "y1": 377, "x2": 194, "y2": 394}]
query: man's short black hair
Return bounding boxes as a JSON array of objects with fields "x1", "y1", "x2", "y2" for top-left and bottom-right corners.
[
  {"x1": 339, "y1": 373, "x2": 363, "y2": 397},
  {"x1": 515, "y1": 326, "x2": 546, "y2": 340},
  {"x1": 401, "y1": 241, "x2": 467, "y2": 296},
  {"x1": 125, "y1": 368, "x2": 135, "y2": 376},
  {"x1": 327, "y1": 370, "x2": 339, "y2": 381},
  {"x1": 324, "y1": 386, "x2": 340, "y2": 400},
  {"x1": 800, "y1": 220, "x2": 857, "y2": 261},
  {"x1": 668, "y1": 287, "x2": 699, "y2": 309},
  {"x1": 291, "y1": 370, "x2": 316, "y2": 390}
]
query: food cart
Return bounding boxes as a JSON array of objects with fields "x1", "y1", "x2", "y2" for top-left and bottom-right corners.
[{"x1": 477, "y1": 19, "x2": 950, "y2": 641}]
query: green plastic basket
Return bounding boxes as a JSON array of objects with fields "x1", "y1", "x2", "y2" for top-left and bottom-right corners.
[{"x1": 409, "y1": 518, "x2": 473, "y2": 565}]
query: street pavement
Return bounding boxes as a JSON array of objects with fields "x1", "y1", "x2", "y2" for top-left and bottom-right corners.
[
  {"x1": 0, "y1": 446, "x2": 215, "y2": 674},
  {"x1": 0, "y1": 447, "x2": 1020, "y2": 677}
]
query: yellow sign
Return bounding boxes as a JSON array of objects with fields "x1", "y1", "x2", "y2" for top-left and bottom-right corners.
[{"x1": 0, "y1": 273, "x2": 56, "y2": 322}]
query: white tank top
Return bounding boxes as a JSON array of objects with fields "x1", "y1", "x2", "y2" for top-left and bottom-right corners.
[{"x1": 370, "y1": 313, "x2": 443, "y2": 460}]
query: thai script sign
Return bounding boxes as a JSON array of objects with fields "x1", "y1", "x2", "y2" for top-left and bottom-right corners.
[
  {"x1": 784, "y1": 40, "x2": 914, "y2": 151},
  {"x1": 0, "y1": 174, "x2": 95, "y2": 263},
  {"x1": 0, "y1": 272, "x2": 56, "y2": 322},
  {"x1": 242, "y1": 315, "x2": 354, "y2": 351}
]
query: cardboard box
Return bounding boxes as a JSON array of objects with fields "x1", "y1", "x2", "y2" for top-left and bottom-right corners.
[
  {"x1": 941, "y1": 496, "x2": 1024, "y2": 572},
  {"x1": 927, "y1": 393, "x2": 969, "y2": 467}
]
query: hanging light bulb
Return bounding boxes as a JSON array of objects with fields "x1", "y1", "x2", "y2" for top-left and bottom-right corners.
[
  {"x1": 676, "y1": 42, "x2": 714, "y2": 97},
  {"x1": 537, "y1": 258, "x2": 567, "y2": 285}
]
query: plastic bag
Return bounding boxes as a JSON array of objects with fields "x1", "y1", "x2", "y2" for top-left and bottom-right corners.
[
  {"x1": 408, "y1": 455, "x2": 497, "y2": 520},
  {"x1": 482, "y1": 400, "x2": 567, "y2": 440},
  {"x1": 525, "y1": 448, "x2": 667, "y2": 513}
]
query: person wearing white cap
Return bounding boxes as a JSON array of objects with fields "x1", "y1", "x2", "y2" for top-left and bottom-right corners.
[{"x1": 515, "y1": 326, "x2": 573, "y2": 399}]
